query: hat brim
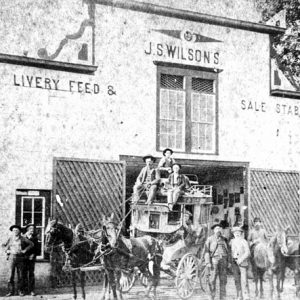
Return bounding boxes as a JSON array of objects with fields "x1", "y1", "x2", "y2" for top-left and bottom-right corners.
[
  {"x1": 172, "y1": 163, "x2": 182, "y2": 169},
  {"x1": 232, "y1": 228, "x2": 243, "y2": 233},
  {"x1": 143, "y1": 155, "x2": 156, "y2": 162},
  {"x1": 10, "y1": 225, "x2": 22, "y2": 231},
  {"x1": 163, "y1": 148, "x2": 173, "y2": 156},
  {"x1": 25, "y1": 224, "x2": 36, "y2": 230},
  {"x1": 211, "y1": 223, "x2": 224, "y2": 230}
]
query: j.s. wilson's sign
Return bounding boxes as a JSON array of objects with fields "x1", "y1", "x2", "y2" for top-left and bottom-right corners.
[{"x1": 144, "y1": 29, "x2": 222, "y2": 67}]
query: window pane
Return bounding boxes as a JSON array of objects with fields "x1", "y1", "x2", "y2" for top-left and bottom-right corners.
[
  {"x1": 160, "y1": 120, "x2": 168, "y2": 133},
  {"x1": 191, "y1": 92, "x2": 215, "y2": 152},
  {"x1": 205, "y1": 125, "x2": 213, "y2": 150},
  {"x1": 23, "y1": 213, "x2": 32, "y2": 226},
  {"x1": 160, "y1": 134, "x2": 168, "y2": 147},
  {"x1": 206, "y1": 95, "x2": 214, "y2": 123},
  {"x1": 177, "y1": 92, "x2": 184, "y2": 106},
  {"x1": 34, "y1": 213, "x2": 43, "y2": 226},
  {"x1": 177, "y1": 105, "x2": 184, "y2": 119},
  {"x1": 34, "y1": 198, "x2": 43, "y2": 212},
  {"x1": 159, "y1": 88, "x2": 185, "y2": 151},
  {"x1": 35, "y1": 228, "x2": 43, "y2": 256},
  {"x1": 168, "y1": 135, "x2": 175, "y2": 148},
  {"x1": 199, "y1": 96, "x2": 207, "y2": 122},
  {"x1": 191, "y1": 94, "x2": 200, "y2": 122},
  {"x1": 160, "y1": 90, "x2": 169, "y2": 119},
  {"x1": 23, "y1": 198, "x2": 32, "y2": 211}
]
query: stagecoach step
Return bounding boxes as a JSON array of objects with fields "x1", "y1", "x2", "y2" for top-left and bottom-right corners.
[{"x1": 79, "y1": 266, "x2": 104, "y2": 272}]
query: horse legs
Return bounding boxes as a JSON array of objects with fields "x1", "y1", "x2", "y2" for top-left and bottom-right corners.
[
  {"x1": 100, "y1": 272, "x2": 111, "y2": 300},
  {"x1": 80, "y1": 271, "x2": 86, "y2": 300},
  {"x1": 72, "y1": 271, "x2": 77, "y2": 300},
  {"x1": 259, "y1": 272, "x2": 264, "y2": 298},
  {"x1": 115, "y1": 271, "x2": 124, "y2": 300},
  {"x1": 269, "y1": 270, "x2": 274, "y2": 300},
  {"x1": 253, "y1": 266, "x2": 259, "y2": 298},
  {"x1": 294, "y1": 270, "x2": 300, "y2": 298},
  {"x1": 138, "y1": 265, "x2": 153, "y2": 299},
  {"x1": 107, "y1": 270, "x2": 118, "y2": 300}
]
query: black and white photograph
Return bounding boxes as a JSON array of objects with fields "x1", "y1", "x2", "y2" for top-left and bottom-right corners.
[{"x1": 0, "y1": 1, "x2": 300, "y2": 299}]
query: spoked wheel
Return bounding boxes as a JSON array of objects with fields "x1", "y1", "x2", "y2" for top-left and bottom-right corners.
[
  {"x1": 175, "y1": 253, "x2": 199, "y2": 299},
  {"x1": 199, "y1": 261, "x2": 209, "y2": 293},
  {"x1": 139, "y1": 272, "x2": 148, "y2": 287},
  {"x1": 119, "y1": 270, "x2": 136, "y2": 293}
]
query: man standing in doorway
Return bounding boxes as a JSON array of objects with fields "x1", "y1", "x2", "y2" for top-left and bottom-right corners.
[
  {"x1": 231, "y1": 226, "x2": 250, "y2": 300},
  {"x1": 132, "y1": 154, "x2": 160, "y2": 204},
  {"x1": 23, "y1": 224, "x2": 39, "y2": 296},
  {"x1": 204, "y1": 221, "x2": 229, "y2": 300},
  {"x1": 2, "y1": 225, "x2": 34, "y2": 297}
]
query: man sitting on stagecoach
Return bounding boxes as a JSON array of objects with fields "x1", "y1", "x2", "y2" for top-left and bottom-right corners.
[
  {"x1": 132, "y1": 154, "x2": 160, "y2": 204},
  {"x1": 157, "y1": 148, "x2": 176, "y2": 178},
  {"x1": 166, "y1": 163, "x2": 190, "y2": 211}
]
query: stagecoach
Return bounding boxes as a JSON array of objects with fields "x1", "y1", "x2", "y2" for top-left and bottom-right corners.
[
  {"x1": 45, "y1": 174, "x2": 215, "y2": 300},
  {"x1": 120, "y1": 175, "x2": 214, "y2": 299}
]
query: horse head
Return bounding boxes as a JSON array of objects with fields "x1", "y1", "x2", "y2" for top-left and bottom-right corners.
[
  {"x1": 44, "y1": 218, "x2": 73, "y2": 252},
  {"x1": 101, "y1": 213, "x2": 119, "y2": 248},
  {"x1": 268, "y1": 225, "x2": 289, "y2": 258},
  {"x1": 275, "y1": 225, "x2": 289, "y2": 256}
]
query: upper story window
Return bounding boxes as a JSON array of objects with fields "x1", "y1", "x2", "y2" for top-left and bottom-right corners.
[{"x1": 157, "y1": 66, "x2": 218, "y2": 154}]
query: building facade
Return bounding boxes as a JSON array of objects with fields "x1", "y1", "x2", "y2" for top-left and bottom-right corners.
[{"x1": 0, "y1": 0, "x2": 299, "y2": 290}]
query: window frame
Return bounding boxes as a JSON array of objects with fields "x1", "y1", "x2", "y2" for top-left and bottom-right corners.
[
  {"x1": 156, "y1": 65, "x2": 219, "y2": 155},
  {"x1": 21, "y1": 196, "x2": 46, "y2": 260},
  {"x1": 16, "y1": 189, "x2": 51, "y2": 261}
]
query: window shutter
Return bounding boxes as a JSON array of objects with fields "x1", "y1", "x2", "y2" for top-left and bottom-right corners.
[{"x1": 192, "y1": 78, "x2": 214, "y2": 94}]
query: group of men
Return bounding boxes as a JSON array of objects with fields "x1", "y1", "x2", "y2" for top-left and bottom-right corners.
[
  {"x1": 133, "y1": 149, "x2": 190, "y2": 210},
  {"x1": 204, "y1": 217, "x2": 267, "y2": 300},
  {"x1": 2, "y1": 223, "x2": 39, "y2": 297}
]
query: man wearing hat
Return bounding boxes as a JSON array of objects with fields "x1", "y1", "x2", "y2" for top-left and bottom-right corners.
[
  {"x1": 247, "y1": 217, "x2": 268, "y2": 279},
  {"x1": 204, "y1": 221, "x2": 229, "y2": 300},
  {"x1": 23, "y1": 224, "x2": 39, "y2": 296},
  {"x1": 133, "y1": 154, "x2": 160, "y2": 204},
  {"x1": 230, "y1": 226, "x2": 250, "y2": 300},
  {"x1": 2, "y1": 225, "x2": 34, "y2": 296},
  {"x1": 158, "y1": 148, "x2": 176, "y2": 178},
  {"x1": 248, "y1": 217, "x2": 268, "y2": 249},
  {"x1": 166, "y1": 163, "x2": 190, "y2": 210}
]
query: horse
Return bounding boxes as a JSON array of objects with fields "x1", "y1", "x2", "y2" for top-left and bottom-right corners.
[
  {"x1": 99, "y1": 213, "x2": 163, "y2": 300},
  {"x1": 279, "y1": 231, "x2": 300, "y2": 298},
  {"x1": 45, "y1": 219, "x2": 99, "y2": 300},
  {"x1": 251, "y1": 227, "x2": 289, "y2": 299}
]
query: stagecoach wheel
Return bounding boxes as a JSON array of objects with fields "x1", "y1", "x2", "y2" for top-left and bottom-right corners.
[
  {"x1": 140, "y1": 273, "x2": 148, "y2": 287},
  {"x1": 119, "y1": 271, "x2": 136, "y2": 293},
  {"x1": 198, "y1": 262, "x2": 208, "y2": 293},
  {"x1": 175, "y1": 253, "x2": 199, "y2": 299}
]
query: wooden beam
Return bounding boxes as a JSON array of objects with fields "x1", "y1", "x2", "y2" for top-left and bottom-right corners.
[
  {"x1": 0, "y1": 53, "x2": 98, "y2": 74},
  {"x1": 95, "y1": 0, "x2": 285, "y2": 35},
  {"x1": 270, "y1": 89, "x2": 300, "y2": 99},
  {"x1": 120, "y1": 155, "x2": 249, "y2": 169}
]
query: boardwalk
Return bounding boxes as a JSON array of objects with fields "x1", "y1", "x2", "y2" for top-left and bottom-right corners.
[{"x1": 0, "y1": 276, "x2": 298, "y2": 300}]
